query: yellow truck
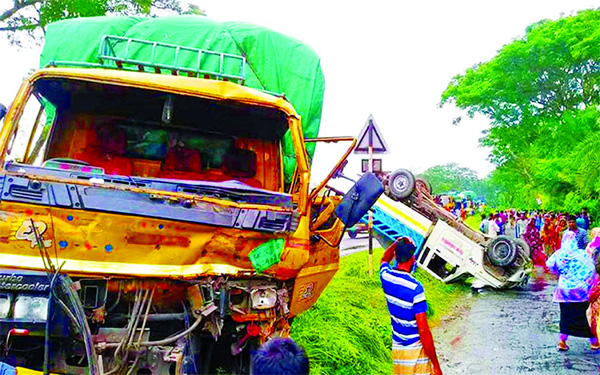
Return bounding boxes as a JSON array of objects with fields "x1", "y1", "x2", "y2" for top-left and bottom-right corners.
[{"x1": 0, "y1": 17, "x2": 382, "y2": 374}]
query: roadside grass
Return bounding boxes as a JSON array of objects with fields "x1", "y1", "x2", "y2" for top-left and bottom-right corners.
[
  {"x1": 464, "y1": 215, "x2": 482, "y2": 231},
  {"x1": 291, "y1": 247, "x2": 469, "y2": 375}
]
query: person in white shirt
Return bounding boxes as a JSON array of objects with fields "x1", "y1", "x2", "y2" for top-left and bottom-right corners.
[{"x1": 487, "y1": 214, "x2": 500, "y2": 238}]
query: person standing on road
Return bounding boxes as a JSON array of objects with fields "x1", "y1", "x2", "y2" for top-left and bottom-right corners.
[
  {"x1": 516, "y1": 213, "x2": 528, "y2": 238},
  {"x1": 523, "y1": 218, "x2": 548, "y2": 271},
  {"x1": 580, "y1": 207, "x2": 591, "y2": 231},
  {"x1": 546, "y1": 231, "x2": 598, "y2": 351},
  {"x1": 479, "y1": 214, "x2": 489, "y2": 234},
  {"x1": 586, "y1": 228, "x2": 600, "y2": 264},
  {"x1": 567, "y1": 215, "x2": 589, "y2": 250},
  {"x1": 380, "y1": 237, "x2": 443, "y2": 375},
  {"x1": 541, "y1": 214, "x2": 556, "y2": 256},
  {"x1": 504, "y1": 215, "x2": 517, "y2": 238},
  {"x1": 487, "y1": 214, "x2": 500, "y2": 238},
  {"x1": 554, "y1": 216, "x2": 568, "y2": 252}
]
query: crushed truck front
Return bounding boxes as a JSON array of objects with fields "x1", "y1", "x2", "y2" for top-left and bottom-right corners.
[{"x1": 0, "y1": 66, "x2": 347, "y2": 374}]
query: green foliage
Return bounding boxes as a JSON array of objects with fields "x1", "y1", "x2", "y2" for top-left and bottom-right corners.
[
  {"x1": 441, "y1": 9, "x2": 600, "y2": 214},
  {"x1": 291, "y1": 248, "x2": 468, "y2": 374},
  {"x1": 0, "y1": 0, "x2": 205, "y2": 44},
  {"x1": 418, "y1": 163, "x2": 479, "y2": 194}
]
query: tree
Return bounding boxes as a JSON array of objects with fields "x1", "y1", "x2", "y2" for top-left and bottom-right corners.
[
  {"x1": 440, "y1": 9, "x2": 600, "y2": 213},
  {"x1": 1, "y1": 0, "x2": 205, "y2": 45},
  {"x1": 418, "y1": 163, "x2": 479, "y2": 194}
]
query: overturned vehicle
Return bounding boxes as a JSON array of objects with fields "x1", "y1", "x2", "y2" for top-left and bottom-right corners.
[{"x1": 364, "y1": 168, "x2": 532, "y2": 289}]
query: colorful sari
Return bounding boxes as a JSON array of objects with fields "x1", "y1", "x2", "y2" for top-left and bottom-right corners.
[
  {"x1": 541, "y1": 218, "x2": 556, "y2": 256},
  {"x1": 523, "y1": 219, "x2": 546, "y2": 267}
]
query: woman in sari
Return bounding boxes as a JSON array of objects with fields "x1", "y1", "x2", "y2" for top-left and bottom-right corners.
[
  {"x1": 554, "y1": 216, "x2": 568, "y2": 252},
  {"x1": 546, "y1": 231, "x2": 598, "y2": 351},
  {"x1": 541, "y1": 215, "x2": 556, "y2": 257},
  {"x1": 523, "y1": 218, "x2": 547, "y2": 269}
]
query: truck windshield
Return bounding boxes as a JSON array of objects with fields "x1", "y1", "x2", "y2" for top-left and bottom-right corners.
[{"x1": 6, "y1": 77, "x2": 287, "y2": 192}]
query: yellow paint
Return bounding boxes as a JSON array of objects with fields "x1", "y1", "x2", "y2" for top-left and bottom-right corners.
[
  {"x1": 377, "y1": 195, "x2": 432, "y2": 234},
  {"x1": 0, "y1": 66, "x2": 345, "y2": 321},
  {"x1": 15, "y1": 368, "x2": 58, "y2": 375},
  {"x1": 33, "y1": 68, "x2": 298, "y2": 112},
  {"x1": 289, "y1": 263, "x2": 339, "y2": 316}
]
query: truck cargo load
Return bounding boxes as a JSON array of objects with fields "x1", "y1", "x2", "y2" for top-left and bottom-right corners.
[{"x1": 39, "y1": 15, "x2": 326, "y2": 183}]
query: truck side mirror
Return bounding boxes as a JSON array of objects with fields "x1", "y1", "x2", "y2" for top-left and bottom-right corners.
[
  {"x1": 0, "y1": 103, "x2": 6, "y2": 121},
  {"x1": 334, "y1": 172, "x2": 384, "y2": 227}
]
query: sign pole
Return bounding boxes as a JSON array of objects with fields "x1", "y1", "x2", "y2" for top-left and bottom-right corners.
[
  {"x1": 354, "y1": 114, "x2": 388, "y2": 278},
  {"x1": 368, "y1": 142, "x2": 374, "y2": 277}
]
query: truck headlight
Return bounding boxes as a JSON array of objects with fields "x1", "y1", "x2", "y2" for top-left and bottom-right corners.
[
  {"x1": 0, "y1": 294, "x2": 12, "y2": 318},
  {"x1": 250, "y1": 288, "x2": 277, "y2": 310},
  {"x1": 14, "y1": 295, "x2": 48, "y2": 322}
]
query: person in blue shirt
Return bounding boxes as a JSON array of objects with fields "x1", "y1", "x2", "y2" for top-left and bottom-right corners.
[
  {"x1": 579, "y1": 207, "x2": 591, "y2": 231},
  {"x1": 380, "y1": 237, "x2": 442, "y2": 375},
  {"x1": 567, "y1": 215, "x2": 589, "y2": 250}
]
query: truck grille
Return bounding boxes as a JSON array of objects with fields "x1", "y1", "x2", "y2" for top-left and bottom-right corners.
[
  {"x1": 258, "y1": 217, "x2": 289, "y2": 232},
  {"x1": 9, "y1": 186, "x2": 44, "y2": 201}
]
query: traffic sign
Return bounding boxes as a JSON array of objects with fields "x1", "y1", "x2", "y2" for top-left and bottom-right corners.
[{"x1": 354, "y1": 114, "x2": 388, "y2": 154}]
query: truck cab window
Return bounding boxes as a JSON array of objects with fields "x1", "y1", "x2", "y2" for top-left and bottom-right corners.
[{"x1": 6, "y1": 92, "x2": 53, "y2": 166}]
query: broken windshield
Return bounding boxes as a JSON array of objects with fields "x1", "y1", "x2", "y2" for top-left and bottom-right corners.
[{"x1": 6, "y1": 77, "x2": 287, "y2": 192}]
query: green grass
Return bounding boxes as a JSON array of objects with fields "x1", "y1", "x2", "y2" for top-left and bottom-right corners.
[
  {"x1": 291, "y1": 248, "x2": 468, "y2": 375},
  {"x1": 464, "y1": 215, "x2": 482, "y2": 231}
]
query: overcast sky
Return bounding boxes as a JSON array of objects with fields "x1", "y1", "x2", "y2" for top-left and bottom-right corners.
[{"x1": 1, "y1": 0, "x2": 599, "y2": 183}]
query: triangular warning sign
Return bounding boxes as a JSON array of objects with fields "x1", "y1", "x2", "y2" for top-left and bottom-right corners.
[{"x1": 354, "y1": 114, "x2": 389, "y2": 154}]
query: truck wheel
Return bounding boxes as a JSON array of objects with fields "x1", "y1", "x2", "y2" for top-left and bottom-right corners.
[
  {"x1": 514, "y1": 238, "x2": 530, "y2": 258},
  {"x1": 487, "y1": 236, "x2": 517, "y2": 267},
  {"x1": 387, "y1": 169, "x2": 415, "y2": 200}
]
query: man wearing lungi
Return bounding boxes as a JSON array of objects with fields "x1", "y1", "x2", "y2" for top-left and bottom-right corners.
[{"x1": 380, "y1": 237, "x2": 443, "y2": 375}]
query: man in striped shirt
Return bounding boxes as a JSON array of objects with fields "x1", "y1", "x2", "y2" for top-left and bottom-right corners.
[{"x1": 380, "y1": 237, "x2": 442, "y2": 375}]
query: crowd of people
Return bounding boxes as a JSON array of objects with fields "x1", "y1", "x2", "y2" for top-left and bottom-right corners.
[
  {"x1": 433, "y1": 194, "x2": 483, "y2": 220},
  {"x1": 250, "y1": 207, "x2": 600, "y2": 375},
  {"x1": 476, "y1": 208, "x2": 600, "y2": 355},
  {"x1": 477, "y1": 208, "x2": 596, "y2": 269}
]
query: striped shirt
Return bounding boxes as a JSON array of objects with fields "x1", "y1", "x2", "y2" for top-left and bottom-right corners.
[{"x1": 380, "y1": 262, "x2": 427, "y2": 346}]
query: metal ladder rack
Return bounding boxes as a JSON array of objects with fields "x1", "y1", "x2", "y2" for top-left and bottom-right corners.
[{"x1": 97, "y1": 35, "x2": 246, "y2": 84}]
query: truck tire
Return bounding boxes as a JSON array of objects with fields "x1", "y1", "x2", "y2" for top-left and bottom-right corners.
[
  {"x1": 514, "y1": 238, "x2": 530, "y2": 258},
  {"x1": 487, "y1": 236, "x2": 517, "y2": 267},
  {"x1": 387, "y1": 169, "x2": 415, "y2": 200}
]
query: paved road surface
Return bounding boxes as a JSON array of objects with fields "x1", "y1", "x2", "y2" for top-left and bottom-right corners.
[
  {"x1": 339, "y1": 234, "x2": 382, "y2": 257},
  {"x1": 339, "y1": 234, "x2": 600, "y2": 373},
  {"x1": 436, "y1": 269, "x2": 600, "y2": 374}
]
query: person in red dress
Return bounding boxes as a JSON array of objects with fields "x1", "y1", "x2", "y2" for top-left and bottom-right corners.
[{"x1": 523, "y1": 218, "x2": 548, "y2": 270}]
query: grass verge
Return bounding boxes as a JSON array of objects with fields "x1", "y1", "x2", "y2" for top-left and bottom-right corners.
[{"x1": 291, "y1": 248, "x2": 468, "y2": 374}]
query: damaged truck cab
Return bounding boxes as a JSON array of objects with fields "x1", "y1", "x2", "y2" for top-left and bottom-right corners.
[{"x1": 0, "y1": 33, "x2": 376, "y2": 374}]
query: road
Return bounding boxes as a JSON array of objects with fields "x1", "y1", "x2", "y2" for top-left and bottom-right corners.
[
  {"x1": 340, "y1": 238, "x2": 600, "y2": 373},
  {"x1": 339, "y1": 233, "x2": 381, "y2": 257},
  {"x1": 436, "y1": 269, "x2": 600, "y2": 374}
]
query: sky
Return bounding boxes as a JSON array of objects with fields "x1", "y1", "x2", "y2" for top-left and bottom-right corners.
[{"x1": 1, "y1": 0, "x2": 599, "y2": 185}]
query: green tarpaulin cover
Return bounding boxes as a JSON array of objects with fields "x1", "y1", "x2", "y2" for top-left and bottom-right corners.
[{"x1": 40, "y1": 16, "x2": 325, "y2": 182}]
